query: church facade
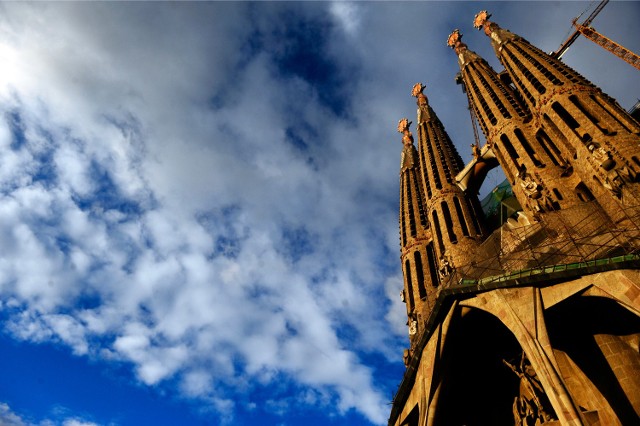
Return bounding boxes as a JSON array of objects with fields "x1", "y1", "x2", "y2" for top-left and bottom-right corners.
[{"x1": 389, "y1": 10, "x2": 640, "y2": 426}]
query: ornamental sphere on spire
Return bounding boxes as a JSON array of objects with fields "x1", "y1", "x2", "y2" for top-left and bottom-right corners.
[
  {"x1": 411, "y1": 83, "x2": 429, "y2": 107},
  {"x1": 411, "y1": 83, "x2": 425, "y2": 98},
  {"x1": 447, "y1": 29, "x2": 468, "y2": 55},
  {"x1": 397, "y1": 118, "x2": 414, "y2": 147},
  {"x1": 446, "y1": 29, "x2": 461, "y2": 49},
  {"x1": 473, "y1": 10, "x2": 491, "y2": 31}
]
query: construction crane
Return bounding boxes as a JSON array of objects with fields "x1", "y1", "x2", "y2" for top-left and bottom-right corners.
[{"x1": 552, "y1": 0, "x2": 640, "y2": 71}]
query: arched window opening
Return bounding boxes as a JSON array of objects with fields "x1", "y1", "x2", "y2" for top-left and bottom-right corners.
[
  {"x1": 569, "y1": 95, "x2": 609, "y2": 135},
  {"x1": 432, "y1": 210, "x2": 445, "y2": 254},
  {"x1": 469, "y1": 199, "x2": 483, "y2": 236},
  {"x1": 491, "y1": 144, "x2": 515, "y2": 183},
  {"x1": 405, "y1": 174, "x2": 417, "y2": 238},
  {"x1": 502, "y1": 56, "x2": 536, "y2": 106},
  {"x1": 575, "y1": 182, "x2": 595, "y2": 202},
  {"x1": 505, "y1": 46, "x2": 546, "y2": 94},
  {"x1": 511, "y1": 43, "x2": 563, "y2": 87},
  {"x1": 424, "y1": 128, "x2": 442, "y2": 190},
  {"x1": 552, "y1": 102, "x2": 584, "y2": 141},
  {"x1": 411, "y1": 173, "x2": 428, "y2": 228},
  {"x1": 590, "y1": 95, "x2": 636, "y2": 134},
  {"x1": 535, "y1": 129, "x2": 561, "y2": 166},
  {"x1": 475, "y1": 67, "x2": 512, "y2": 119},
  {"x1": 500, "y1": 134, "x2": 519, "y2": 164},
  {"x1": 441, "y1": 201, "x2": 457, "y2": 244},
  {"x1": 453, "y1": 197, "x2": 470, "y2": 237},
  {"x1": 468, "y1": 65, "x2": 498, "y2": 126},
  {"x1": 543, "y1": 113, "x2": 574, "y2": 153},
  {"x1": 514, "y1": 128, "x2": 543, "y2": 167},
  {"x1": 414, "y1": 251, "x2": 427, "y2": 299},
  {"x1": 552, "y1": 188, "x2": 563, "y2": 201},
  {"x1": 400, "y1": 189, "x2": 407, "y2": 246},
  {"x1": 404, "y1": 259, "x2": 415, "y2": 312},
  {"x1": 418, "y1": 127, "x2": 434, "y2": 199},
  {"x1": 426, "y1": 242, "x2": 439, "y2": 288}
]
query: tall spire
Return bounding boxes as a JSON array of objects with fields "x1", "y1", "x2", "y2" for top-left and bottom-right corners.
[
  {"x1": 411, "y1": 83, "x2": 485, "y2": 273},
  {"x1": 473, "y1": 10, "x2": 640, "y2": 216},
  {"x1": 447, "y1": 29, "x2": 585, "y2": 219},
  {"x1": 396, "y1": 118, "x2": 438, "y2": 346}
]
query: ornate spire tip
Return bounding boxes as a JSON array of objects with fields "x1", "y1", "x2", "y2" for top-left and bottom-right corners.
[
  {"x1": 473, "y1": 10, "x2": 491, "y2": 30},
  {"x1": 446, "y1": 29, "x2": 462, "y2": 49},
  {"x1": 411, "y1": 83, "x2": 426, "y2": 98},
  {"x1": 397, "y1": 118, "x2": 412, "y2": 134}
]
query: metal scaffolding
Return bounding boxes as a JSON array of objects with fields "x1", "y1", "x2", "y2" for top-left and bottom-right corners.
[{"x1": 440, "y1": 202, "x2": 640, "y2": 288}]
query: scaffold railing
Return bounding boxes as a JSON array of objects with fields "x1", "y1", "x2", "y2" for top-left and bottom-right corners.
[{"x1": 440, "y1": 202, "x2": 640, "y2": 289}]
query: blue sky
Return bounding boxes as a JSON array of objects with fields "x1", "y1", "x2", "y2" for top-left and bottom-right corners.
[{"x1": 0, "y1": 2, "x2": 638, "y2": 425}]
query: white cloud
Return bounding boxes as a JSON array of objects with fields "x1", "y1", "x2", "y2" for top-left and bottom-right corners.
[
  {"x1": 330, "y1": 2, "x2": 362, "y2": 36},
  {"x1": 0, "y1": 403, "x2": 26, "y2": 426},
  {"x1": 0, "y1": 402, "x2": 99, "y2": 426},
  {"x1": 1, "y1": 2, "x2": 637, "y2": 425}
]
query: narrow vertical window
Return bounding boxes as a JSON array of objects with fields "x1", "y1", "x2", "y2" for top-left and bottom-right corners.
[
  {"x1": 552, "y1": 102, "x2": 584, "y2": 141},
  {"x1": 500, "y1": 134, "x2": 519, "y2": 163},
  {"x1": 405, "y1": 259, "x2": 415, "y2": 312},
  {"x1": 400, "y1": 188, "x2": 407, "y2": 246},
  {"x1": 441, "y1": 201, "x2": 457, "y2": 243},
  {"x1": 406, "y1": 174, "x2": 417, "y2": 238},
  {"x1": 515, "y1": 128, "x2": 543, "y2": 167},
  {"x1": 453, "y1": 197, "x2": 469, "y2": 237},
  {"x1": 426, "y1": 242, "x2": 439, "y2": 287},
  {"x1": 552, "y1": 188, "x2": 563, "y2": 201},
  {"x1": 535, "y1": 129, "x2": 561, "y2": 166},
  {"x1": 432, "y1": 211, "x2": 444, "y2": 254},
  {"x1": 575, "y1": 182, "x2": 595, "y2": 202},
  {"x1": 414, "y1": 251, "x2": 427, "y2": 299}
]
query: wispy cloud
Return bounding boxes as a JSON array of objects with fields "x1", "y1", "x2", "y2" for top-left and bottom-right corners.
[{"x1": 0, "y1": 1, "x2": 638, "y2": 425}]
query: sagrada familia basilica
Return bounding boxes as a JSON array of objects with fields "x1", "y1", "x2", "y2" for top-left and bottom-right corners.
[{"x1": 388, "y1": 10, "x2": 640, "y2": 426}]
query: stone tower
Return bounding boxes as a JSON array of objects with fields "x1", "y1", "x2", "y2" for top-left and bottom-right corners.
[
  {"x1": 397, "y1": 117, "x2": 435, "y2": 348},
  {"x1": 473, "y1": 10, "x2": 640, "y2": 220},
  {"x1": 447, "y1": 29, "x2": 587, "y2": 221},
  {"x1": 388, "y1": 10, "x2": 640, "y2": 426},
  {"x1": 410, "y1": 84, "x2": 485, "y2": 267}
]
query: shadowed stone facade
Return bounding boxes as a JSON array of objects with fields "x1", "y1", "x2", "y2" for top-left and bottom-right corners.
[{"x1": 389, "y1": 10, "x2": 640, "y2": 426}]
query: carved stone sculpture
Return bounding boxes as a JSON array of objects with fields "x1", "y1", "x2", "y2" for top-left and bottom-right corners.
[
  {"x1": 504, "y1": 353, "x2": 556, "y2": 425},
  {"x1": 587, "y1": 142, "x2": 615, "y2": 171},
  {"x1": 438, "y1": 252, "x2": 453, "y2": 278},
  {"x1": 411, "y1": 83, "x2": 431, "y2": 123},
  {"x1": 397, "y1": 118, "x2": 414, "y2": 146}
]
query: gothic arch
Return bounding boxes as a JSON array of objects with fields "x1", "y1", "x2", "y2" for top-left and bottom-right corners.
[
  {"x1": 546, "y1": 294, "x2": 640, "y2": 424},
  {"x1": 430, "y1": 305, "x2": 522, "y2": 425}
]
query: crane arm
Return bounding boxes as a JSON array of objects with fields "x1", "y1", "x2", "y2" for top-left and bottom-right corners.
[
  {"x1": 552, "y1": 0, "x2": 609, "y2": 59},
  {"x1": 575, "y1": 23, "x2": 640, "y2": 71}
]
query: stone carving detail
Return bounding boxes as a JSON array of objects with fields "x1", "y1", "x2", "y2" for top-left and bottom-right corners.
[
  {"x1": 411, "y1": 83, "x2": 431, "y2": 123},
  {"x1": 587, "y1": 142, "x2": 638, "y2": 198},
  {"x1": 409, "y1": 319, "x2": 418, "y2": 335},
  {"x1": 473, "y1": 9, "x2": 517, "y2": 44},
  {"x1": 397, "y1": 118, "x2": 414, "y2": 146},
  {"x1": 400, "y1": 290, "x2": 406, "y2": 303},
  {"x1": 438, "y1": 252, "x2": 453, "y2": 278},
  {"x1": 398, "y1": 118, "x2": 417, "y2": 170},
  {"x1": 472, "y1": 10, "x2": 491, "y2": 31},
  {"x1": 471, "y1": 143, "x2": 481, "y2": 160},
  {"x1": 517, "y1": 170, "x2": 555, "y2": 213},
  {"x1": 504, "y1": 353, "x2": 556, "y2": 426},
  {"x1": 587, "y1": 142, "x2": 615, "y2": 171},
  {"x1": 403, "y1": 348, "x2": 412, "y2": 367}
]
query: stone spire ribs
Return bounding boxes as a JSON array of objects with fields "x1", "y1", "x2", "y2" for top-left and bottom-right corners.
[
  {"x1": 411, "y1": 83, "x2": 485, "y2": 275},
  {"x1": 396, "y1": 118, "x2": 437, "y2": 344},
  {"x1": 447, "y1": 29, "x2": 585, "y2": 219},
  {"x1": 474, "y1": 10, "x2": 640, "y2": 213}
]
